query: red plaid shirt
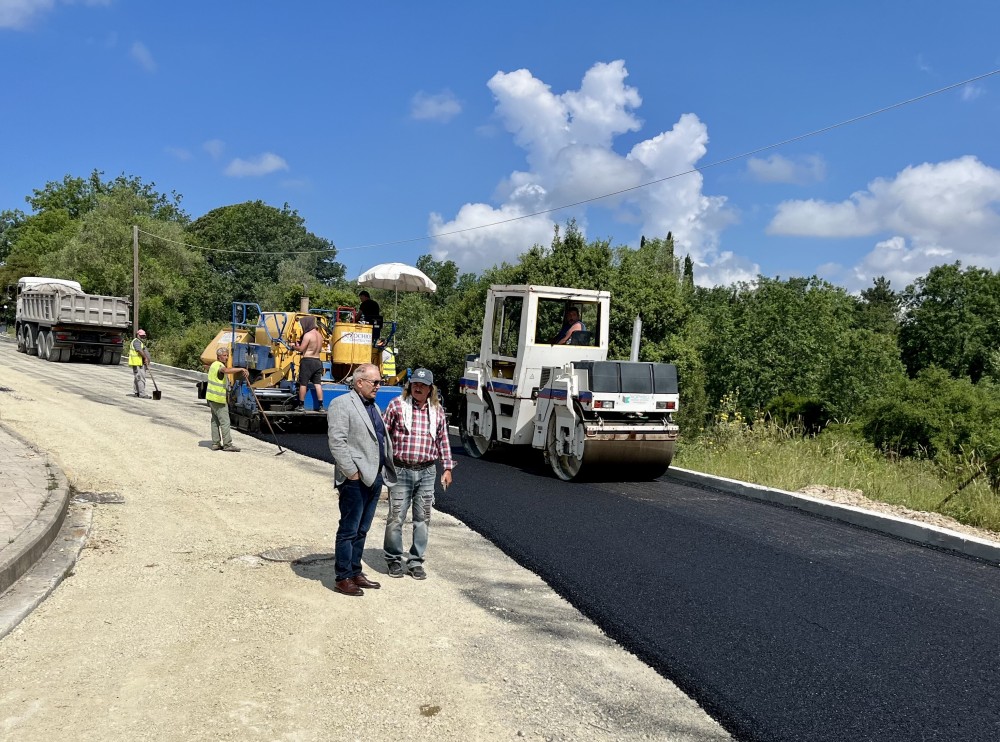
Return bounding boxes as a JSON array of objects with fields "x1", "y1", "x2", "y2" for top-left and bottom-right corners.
[{"x1": 383, "y1": 397, "x2": 455, "y2": 470}]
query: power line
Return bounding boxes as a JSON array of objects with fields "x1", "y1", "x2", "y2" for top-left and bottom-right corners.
[{"x1": 141, "y1": 67, "x2": 1000, "y2": 257}]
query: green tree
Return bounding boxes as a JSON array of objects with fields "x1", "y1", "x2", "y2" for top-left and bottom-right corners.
[
  {"x1": 856, "y1": 276, "x2": 900, "y2": 336},
  {"x1": 187, "y1": 201, "x2": 344, "y2": 316},
  {"x1": 695, "y1": 276, "x2": 859, "y2": 417},
  {"x1": 863, "y1": 366, "x2": 1000, "y2": 463},
  {"x1": 36, "y1": 187, "x2": 213, "y2": 337},
  {"x1": 899, "y1": 263, "x2": 1000, "y2": 382}
]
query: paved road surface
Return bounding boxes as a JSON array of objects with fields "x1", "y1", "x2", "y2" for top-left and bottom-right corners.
[{"x1": 274, "y1": 429, "x2": 1000, "y2": 742}]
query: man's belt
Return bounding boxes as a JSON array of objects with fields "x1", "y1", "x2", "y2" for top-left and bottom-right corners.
[{"x1": 393, "y1": 459, "x2": 436, "y2": 470}]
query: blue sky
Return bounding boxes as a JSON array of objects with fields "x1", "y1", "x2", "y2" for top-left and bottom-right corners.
[{"x1": 3, "y1": 1, "x2": 998, "y2": 292}]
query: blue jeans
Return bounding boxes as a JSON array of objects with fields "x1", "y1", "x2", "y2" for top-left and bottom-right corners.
[
  {"x1": 335, "y1": 475, "x2": 382, "y2": 581},
  {"x1": 383, "y1": 466, "x2": 436, "y2": 566}
]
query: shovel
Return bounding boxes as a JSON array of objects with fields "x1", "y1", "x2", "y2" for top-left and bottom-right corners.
[{"x1": 147, "y1": 366, "x2": 162, "y2": 400}]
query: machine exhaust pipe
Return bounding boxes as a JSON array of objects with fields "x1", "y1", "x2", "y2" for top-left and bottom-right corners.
[
  {"x1": 299, "y1": 294, "x2": 310, "y2": 314},
  {"x1": 630, "y1": 315, "x2": 642, "y2": 362}
]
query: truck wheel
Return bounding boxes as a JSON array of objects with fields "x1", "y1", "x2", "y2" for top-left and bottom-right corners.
[
  {"x1": 24, "y1": 326, "x2": 37, "y2": 356},
  {"x1": 38, "y1": 331, "x2": 52, "y2": 361},
  {"x1": 460, "y1": 397, "x2": 495, "y2": 458},
  {"x1": 16, "y1": 327, "x2": 26, "y2": 353}
]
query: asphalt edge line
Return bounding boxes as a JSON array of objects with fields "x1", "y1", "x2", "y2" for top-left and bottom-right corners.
[
  {"x1": 0, "y1": 423, "x2": 73, "y2": 595},
  {"x1": 667, "y1": 466, "x2": 1000, "y2": 565}
]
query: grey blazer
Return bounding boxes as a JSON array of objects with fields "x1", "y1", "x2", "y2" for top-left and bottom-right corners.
[{"x1": 327, "y1": 390, "x2": 397, "y2": 488}]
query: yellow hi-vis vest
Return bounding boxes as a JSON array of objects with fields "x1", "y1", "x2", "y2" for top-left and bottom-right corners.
[
  {"x1": 127, "y1": 338, "x2": 146, "y2": 366},
  {"x1": 381, "y1": 348, "x2": 397, "y2": 380},
  {"x1": 206, "y1": 360, "x2": 228, "y2": 404}
]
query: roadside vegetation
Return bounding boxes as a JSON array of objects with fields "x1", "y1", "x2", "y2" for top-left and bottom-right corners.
[{"x1": 3, "y1": 171, "x2": 1000, "y2": 532}]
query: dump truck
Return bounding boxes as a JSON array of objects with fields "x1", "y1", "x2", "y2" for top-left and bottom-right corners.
[
  {"x1": 459, "y1": 284, "x2": 680, "y2": 481},
  {"x1": 13, "y1": 277, "x2": 131, "y2": 364},
  {"x1": 199, "y1": 300, "x2": 404, "y2": 432}
]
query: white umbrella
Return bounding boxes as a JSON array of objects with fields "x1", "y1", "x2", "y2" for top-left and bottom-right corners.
[
  {"x1": 357, "y1": 261, "x2": 437, "y2": 315},
  {"x1": 356, "y1": 262, "x2": 437, "y2": 294},
  {"x1": 356, "y1": 263, "x2": 437, "y2": 347}
]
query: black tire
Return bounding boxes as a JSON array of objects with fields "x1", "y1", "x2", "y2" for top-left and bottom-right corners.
[
  {"x1": 460, "y1": 396, "x2": 495, "y2": 459},
  {"x1": 39, "y1": 331, "x2": 51, "y2": 361},
  {"x1": 24, "y1": 326, "x2": 37, "y2": 356}
]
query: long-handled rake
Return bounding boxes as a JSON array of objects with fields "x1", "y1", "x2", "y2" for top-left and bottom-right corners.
[{"x1": 246, "y1": 381, "x2": 285, "y2": 456}]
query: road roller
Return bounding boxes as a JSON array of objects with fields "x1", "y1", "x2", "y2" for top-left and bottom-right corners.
[{"x1": 458, "y1": 285, "x2": 679, "y2": 481}]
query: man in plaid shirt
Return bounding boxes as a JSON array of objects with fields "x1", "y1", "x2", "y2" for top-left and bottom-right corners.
[{"x1": 382, "y1": 367, "x2": 455, "y2": 579}]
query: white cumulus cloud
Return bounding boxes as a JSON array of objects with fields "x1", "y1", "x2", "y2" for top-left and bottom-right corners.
[
  {"x1": 130, "y1": 41, "x2": 156, "y2": 72},
  {"x1": 768, "y1": 155, "x2": 1000, "y2": 289},
  {"x1": 430, "y1": 60, "x2": 737, "y2": 282},
  {"x1": 410, "y1": 90, "x2": 462, "y2": 122},
  {"x1": 747, "y1": 153, "x2": 826, "y2": 185},
  {"x1": 223, "y1": 152, "x2": 289, "y2": 177}
]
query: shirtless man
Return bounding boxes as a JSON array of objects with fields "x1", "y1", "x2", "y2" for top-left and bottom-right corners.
[{"x1": 292, "y1": 315, "x2": 324, "y2": 411}]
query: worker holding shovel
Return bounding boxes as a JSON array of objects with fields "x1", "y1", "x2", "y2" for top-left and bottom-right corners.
[
  {"x1": 127, "y1": 329, "x2": 152, "y2": 399},
  {"x1": 205, "y1": 346, "x2": 248, "y2": 452}
]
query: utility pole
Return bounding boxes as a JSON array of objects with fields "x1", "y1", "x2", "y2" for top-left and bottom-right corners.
[{"x1": 132, "y1": 225, "x2": 139, "y2": 332}]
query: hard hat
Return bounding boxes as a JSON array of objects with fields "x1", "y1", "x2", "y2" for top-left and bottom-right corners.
[{"x1": 137, "y1": 329, "x2": 147, "y2": 337}]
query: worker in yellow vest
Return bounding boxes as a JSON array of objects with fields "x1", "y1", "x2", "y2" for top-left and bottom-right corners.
[
  {"x1": 381, "y1": 344, "x2": 397, "y2": 382},
  {"x1": 206, "y1": 346, "x2": 249, "y2": 452},
  {"x1": 127, "y1": 329, "x2": 152, "y2": 399}
]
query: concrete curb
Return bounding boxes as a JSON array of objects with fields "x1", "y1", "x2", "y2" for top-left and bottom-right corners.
[
  {"x1": 667, "y1": 466, "x2": 1000, "y2": 565},
  {"x1": 0, "y1": 502, "x2": 92, "y2": 639},
  {"x1": 0, "y1": 425, "x2": 73, "y2": 596}
]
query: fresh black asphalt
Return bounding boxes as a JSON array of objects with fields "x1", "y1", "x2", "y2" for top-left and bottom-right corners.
[{"x1": 275, "y1": 430, "x2": 1000, "y2": 742}]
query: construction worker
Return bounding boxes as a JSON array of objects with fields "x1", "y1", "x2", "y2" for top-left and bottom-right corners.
[
  {"x1": 379, "y1": 341, "x2": 397, "y2": 383},
  {"x1": 205, "y1": 346, "x2": 248, "y2": 452},
  {"x1": 128, "y1": 329, "x2": 152, "y2": 399}
]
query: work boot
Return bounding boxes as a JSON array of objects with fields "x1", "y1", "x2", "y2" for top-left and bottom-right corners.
[
  {"x1": 334, "y1": 578, "x2": 363, "y2": 597},
  {"x1": 352, "y1": 572, "x2": 381, "y2": 589},
  {"x1": 211, "y1": 443, "x2": 222, "y2": 451},
  {"x1": 137, "y1": 394, "x2": 152, "y2": 399},
  {"x1": 222, "y1": 444, "x2": 241, "y2": 452},
  {"x1": 387, "y1": 561, "x2": 404, "y2": 578},
  {"x1": 409, "y1": 565, "x2": 427, "y2": 580}
]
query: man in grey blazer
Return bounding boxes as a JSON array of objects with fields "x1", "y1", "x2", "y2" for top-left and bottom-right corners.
[{"x1": 327, "y1": 363, "x2": 397, "y2": 596}]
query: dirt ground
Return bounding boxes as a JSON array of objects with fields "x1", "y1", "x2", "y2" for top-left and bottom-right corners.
[{"x1": 0, "y1": 350, "x2": 729, "y2": 742}]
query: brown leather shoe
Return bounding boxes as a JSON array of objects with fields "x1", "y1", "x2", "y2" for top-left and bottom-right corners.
[
  {"x1": 334, "y1": 578, "x2": 363, "y2": 597},
  {"x1": 353, "y1": 572, "x2": 381, "y2": 589}
]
